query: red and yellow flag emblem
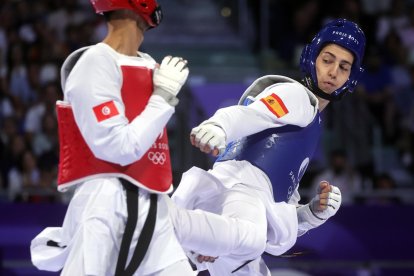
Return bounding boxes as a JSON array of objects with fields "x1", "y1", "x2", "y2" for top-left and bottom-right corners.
[{"x1": 260, "y1": 93, "x2": 289, "y2": 118}]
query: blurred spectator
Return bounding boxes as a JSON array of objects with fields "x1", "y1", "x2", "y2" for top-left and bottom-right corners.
[
  {"x1": 0, "y1": 80, "x2": 13, "y2": 121},
  {"x1": 32, "y1": 111, "x2": 58, "y2": 157},
  {"x1": 0, "y1": 116, "x2": 19, "y2": 148},
  {"x1": 338, "y1": 0, "x2": 364, "y2": 24},
  {"x1": 381, "y1": 30, "x2": 413, "y2": 137},
  {"x1": 321, "y1": 89, "x2": 375, "y2": 179},
  {"x1": 311, "y1": 149, "x2": 363, "y2": 205},
  {"x1": 23, "y1": 81, "x2": 60, "y2": 143},
  {"x1": 7, "y1": 150, "x2": 40, "y2": 202},
  {"x1": 356, "y1": 46, "x2": 397, "y2": 144},
  {"x1": 39, "y1": 62, "x2": 58, "y2": 86},
  {"x1": 361, "y1": 0, "x2": 391, "y2": 16},
  {"x1": 398, "y1": 130, "x2": 413, "y2": 173},
  {"x1": 7, "y1": 145, "x2": 58, "y2": 203},
  {"x1": 364, "y1": 173, "x2": 402, "y2": 205},
  {"x1": 35, "y1": 164, "x2": 59, "y2": 203},
  {"x1": 380, "y1": 28, "x2": 409, "y2": 67},
  {"x1": 0, "y1": 18, "x2": 7, "y2": 64},
  {"x1": 400, "y1": 5, "x2": 414, "y2": 64},
  {"x1": 1, "y1": 132, "x2": 27, "y2": 187},
  {"x1": 0, "y1": 116, "x2": 19, "y2": 190},
  {"x1": 269, "y1": 0, "x2": 322, "y2": 66},
  {"x1": 397, "y1": 65, "x2": 414, "y2": 173},
  {"x1": 290, "y1": 0, "x2": 321, "y2": 63},
  {"x1": 8, "y1": 43, "x2": 37, "y2": 105},
  {"x1": 375, "y1": 0, "x2": 409, "y2": 43},
  {"x1": 46, "y1": 0, "x2": 89, "y2": 41}
]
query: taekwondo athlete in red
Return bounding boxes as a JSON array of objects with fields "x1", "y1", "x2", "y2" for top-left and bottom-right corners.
[
  {"x1": 30, "y1": 1, "x2": 194, "y2": 275},
  {"x1": 169, "y1": 19, "x2": 366, "y2": 275}
]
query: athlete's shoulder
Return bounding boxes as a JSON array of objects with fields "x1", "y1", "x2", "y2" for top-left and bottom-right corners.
[
  {"x1": 246, "y1": 75, "x2": 304, "y2": 98},
  {"x1": 258, "y1": 81, "x2": 309, "y2": 103},
  {"x1": 271, "y1": 82, "x2": 307, "y2": 95},
  {"x1": 253, "y1": 78, "x2": 317, "y2": 125},
  {"x1": 62, "y1": 43, "x2": 116, "y2": 71},
  {"x1": 82, "y1": 43, "x2": 118, "y2": 61},
  {"x1": 61, "y1": 44, "x2": 119, "y2": 91},
  {"x1": 137, "y1": 51, "x2": 156, "y2": 63}
]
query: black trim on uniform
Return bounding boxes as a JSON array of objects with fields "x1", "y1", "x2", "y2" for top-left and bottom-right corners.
[
  {"x1": 46, "y1": 240, "x2": 66, "y2": 248},
  {"x1": 231, "y1": 259, "x2": 254, "y2": 273}
]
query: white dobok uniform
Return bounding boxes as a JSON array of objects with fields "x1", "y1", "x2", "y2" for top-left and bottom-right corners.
[
  {"x1": 171, "y1": 76, "x2": 320, "y2": 275},
  {"x1": 30, "y1": 43, "x2": 193, "y2": 276}
]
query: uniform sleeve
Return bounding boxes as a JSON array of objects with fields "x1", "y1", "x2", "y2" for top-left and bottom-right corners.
[
  {"x1": 288, "y1": 188, "x2": 301, "y2": 206},
  {"x1": 287, "y1": 188, "x2": 310, "y2": 237},
  {"x1": 203, "y1": 83, "x2": 316, "y2": 143},
  {"x1": 64, "y1": 51, "x2": 174, "y2": 166}
]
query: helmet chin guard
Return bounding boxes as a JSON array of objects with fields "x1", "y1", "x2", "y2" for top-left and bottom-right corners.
[
  {"x1": 90, "y1": 0, "x2": 163, "y2": 27},
  {"x1": 300, "y1": 19, "x2": 366, "y2": 100}
]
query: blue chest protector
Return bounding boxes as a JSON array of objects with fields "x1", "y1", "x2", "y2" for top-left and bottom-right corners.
[{"x1": 216, "y1": 111, "x2": 321, "y2": 203}]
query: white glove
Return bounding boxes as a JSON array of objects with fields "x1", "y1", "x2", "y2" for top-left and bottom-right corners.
[
  {"x1": 190, "y1": 123, "x2": 226, "y2": 156},
  {"x1": 309, "y1": 183, "x2": 341, "y2": 220},
  {"x1": 297, "y1": 182, "x2": 341, "y2": 234},
  {"x1": 153, "y1": 56, "x2": 189, "y2": 105}
]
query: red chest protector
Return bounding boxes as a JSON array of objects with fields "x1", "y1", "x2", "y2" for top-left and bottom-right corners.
[{"x1": 57, "y1": 65, "x2": 173, "y2": 193}]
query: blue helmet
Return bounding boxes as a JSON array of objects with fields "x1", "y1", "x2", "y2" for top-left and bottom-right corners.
[{"x1": 300, "y1": 19, "x2": 366, "y2": 99}]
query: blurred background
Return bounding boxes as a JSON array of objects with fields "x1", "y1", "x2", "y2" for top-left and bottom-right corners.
[{"x1": 0, "y1": 0, "x2": 413, "y2": 275}]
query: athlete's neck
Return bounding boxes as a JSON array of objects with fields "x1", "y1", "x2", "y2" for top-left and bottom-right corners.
[
  {"x1": 103, "y1": 18, "x2": 144, "y2": 57},
  {"x1": 316, "y1": 97, "x2": 329, "y2": 112},
  {"x1": 301, "y1": 77, "x2": 331, "y2": 112}
]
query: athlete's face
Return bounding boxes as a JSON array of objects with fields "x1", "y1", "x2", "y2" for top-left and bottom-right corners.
[{"x1": 315, "y1": 44, "x2": 354, "y2": 94}]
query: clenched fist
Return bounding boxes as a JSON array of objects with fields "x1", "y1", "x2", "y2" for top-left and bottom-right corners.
[
  {"x1": 190, "y1": 123, "x2": 226, "y2": 156},
  {"x1": 296, "y1": 181, "x2": 342, "y2": 232},
  {"x1": 309, "y1": 181, "x2": 342, "y2": 219}
]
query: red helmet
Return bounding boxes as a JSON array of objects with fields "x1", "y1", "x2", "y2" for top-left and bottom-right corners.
[{"x1": 90, "y1": 0, "x2": 162, "y2": 27}]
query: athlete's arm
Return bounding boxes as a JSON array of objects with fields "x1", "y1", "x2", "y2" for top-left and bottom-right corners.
[
  {"x1": 64, "y1": 51, "x2": 175, "y2": 166},
  {"x1": 191, "y1": 83, "x2": 316, "y2": 154}
]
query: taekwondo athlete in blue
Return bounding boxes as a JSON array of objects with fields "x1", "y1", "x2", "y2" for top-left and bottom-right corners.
[
  {"x1": 218, "y1": 93, "x2": 321, "y2": 203},
  {"x1": 169, "y1": 19, "x2": 366, "y2": 276}
]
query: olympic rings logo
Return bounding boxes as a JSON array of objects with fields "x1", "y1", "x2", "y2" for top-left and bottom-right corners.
[{"x1": 147, "y1": 152, "x2": 166, "y2": 165}]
